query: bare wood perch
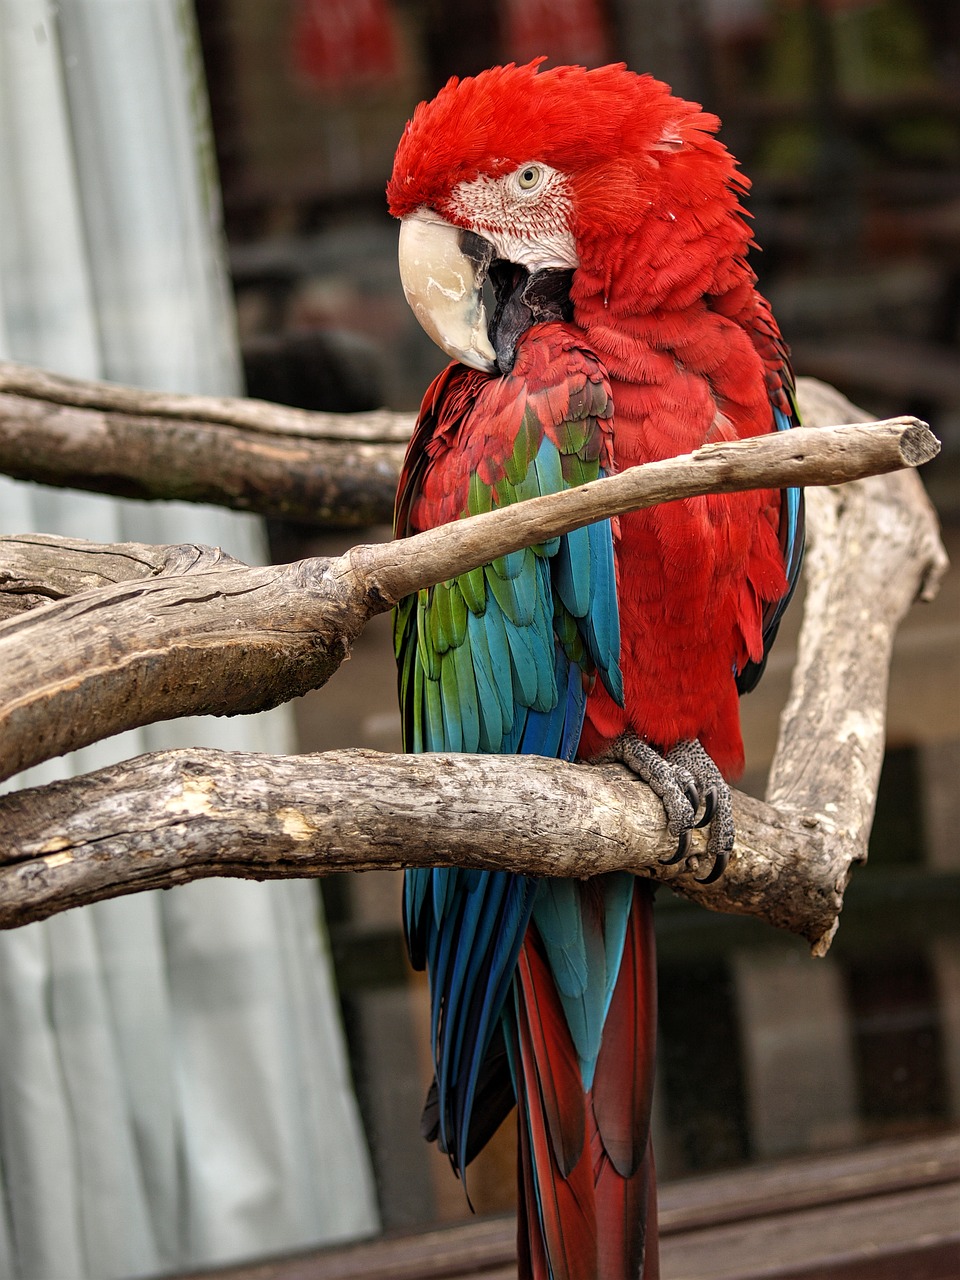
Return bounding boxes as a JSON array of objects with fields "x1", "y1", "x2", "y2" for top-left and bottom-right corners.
[
  {"x1": 0, "y1": 360, "x2": 410, "y2": 526},
  {"x1": 0, "y1": 536, "x2": 241, "y2": 620},
  {"x1": 0, "y1": 360, "x2": 413, "y2": 440},
  {"x1": 0, "y1": 750, "x2": 831, "y2": 943},
  {"x1": 0, "y1": 377, "x2": 947, "y2": 951}
]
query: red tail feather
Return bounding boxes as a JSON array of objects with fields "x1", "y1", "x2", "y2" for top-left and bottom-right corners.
[
  {"x1": 516, "y1": 943, "x2": 597, "y2": 1279},
  {"x1": 593, "y1": 886, "x2": 658, "y2": 1176},
  {"x1": 517, "y1": 1082, "x2": 551, "y2": 1280},
  {"x1": 592, "y1": 1123, "x2": 658, "y2": 1280},
  {"x1": 515, "y1": 886, "x2": 659, "y2": 1279},
  {"x1": 517, "y1": 943, "x2": 586, "y2": 1175}
]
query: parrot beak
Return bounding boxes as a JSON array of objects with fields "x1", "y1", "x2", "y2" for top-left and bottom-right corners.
[{"x1": 398, "y1": 212, "x2": 497, "y2": 372}]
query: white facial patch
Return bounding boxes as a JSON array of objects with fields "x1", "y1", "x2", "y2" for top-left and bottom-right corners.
[{"x1": 448, "y1": 164, "x2": 579, "y2": 272}]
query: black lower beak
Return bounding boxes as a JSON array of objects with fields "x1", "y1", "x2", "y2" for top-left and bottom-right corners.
[{"x1": 487, "y1": 263, "x2": 574, "y2": 374}]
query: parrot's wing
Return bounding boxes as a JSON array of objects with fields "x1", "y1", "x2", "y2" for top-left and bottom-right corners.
[
  {"x1": 394, "y1": 339, "x2": 622, "y2": 758},
  {"x1": 736, "y1": 309, "x2": 806, "y2": 695},
  {"x1": 393, "y1": 324, "x2": 623, "y2": 1172}
]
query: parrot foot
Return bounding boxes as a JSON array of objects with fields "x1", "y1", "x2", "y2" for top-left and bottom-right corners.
[
  {"x1": 665, "y1": 740, "x2": 734, "y2": 882},
  {"x1": 607, "y1": 735, "x2": 734, "y2": 883}
]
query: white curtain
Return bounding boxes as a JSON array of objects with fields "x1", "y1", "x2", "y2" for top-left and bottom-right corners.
[{"x1": 0, "y1": 3, "x2": 379, "y2": 1277}]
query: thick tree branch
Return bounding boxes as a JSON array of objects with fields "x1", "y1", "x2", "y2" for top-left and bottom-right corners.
[
  {"x1": 0, "y1": 360, "x2": 411, "y2": 526},
  {"x1": 0, "y1": 535, "x2": 241, "y2": 620},
  {"x1": 0, "y1": 750, "x2": 831, "y2": 940},
  {"x1": 0, "y1": 377, "x2": 947, "y2": 949}
]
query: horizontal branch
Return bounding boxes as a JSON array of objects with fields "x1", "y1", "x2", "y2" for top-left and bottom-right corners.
[
  {"x1": 0, "y1": 748, "x2": 839, "y2": 944},
  {"x1": 0, "y1": 409, "x2": 939, "y2": 785},
  {"x1": 0, "y1": 360, "x2": 414, "y2": 440},
  {"x1": 0, "y1": 360, "x2": 412, "y2": 526}
]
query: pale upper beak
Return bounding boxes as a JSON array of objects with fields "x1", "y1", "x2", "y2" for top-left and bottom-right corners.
[{"x1": 398, "y1": 211, "x2": 497, "y2": 372}]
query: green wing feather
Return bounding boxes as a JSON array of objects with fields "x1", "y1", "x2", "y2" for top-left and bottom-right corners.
[{"x1": 394, "y1": 350, "x2": 622, "y2": 759}]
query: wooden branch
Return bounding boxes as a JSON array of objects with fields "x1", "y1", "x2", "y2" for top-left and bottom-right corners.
[
  {"x1": 0, "y1": 360, "x2": 414, "y2": 440},
  {"x1": 0, "y1": 535, "x2": 241, "y2": 621},
  {"x1": 0, "y1": 360, "x2": 411, "y2": 526},
  {"x1": 0, "y1": 411, "x2": 938, "y2": 784},
  {"x1": 0, "y1": 378, "x2": 947, "y2": 948},
  {"x1": 350, "y1": 415, "x2": 936, "y2": 606},
  {"x1": 0, "y1": 550, "x2": 371, "y2": 783},
  {"x1": 0, "y1": 749, "x2": 835, "y2": 939},
  {"x1": 764, "y1": 381, "x2": 948, "y2": 953}
]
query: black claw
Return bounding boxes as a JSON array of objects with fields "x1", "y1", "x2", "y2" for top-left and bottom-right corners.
[
  {"x1": 694, "y1": 786, "x2": 718, "y2": 828},
  {"x1": 660, "y1": 827, "x2": 691, "y2": 866},
  {"x1": 695, "y1": 848, "x2": 729, "y2": 885},
  {"x1": 612, "y1": 734, "x2": 734, "y2": 884}
]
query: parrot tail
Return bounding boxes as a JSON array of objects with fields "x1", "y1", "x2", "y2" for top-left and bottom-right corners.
[{"x1": 512, "y1": 881, "x2": 659, "y2": 1280}]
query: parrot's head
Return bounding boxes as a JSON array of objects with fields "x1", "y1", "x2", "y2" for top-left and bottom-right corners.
[{"x1": 387, "y1": 61, "x2": 741, "y2": 373}]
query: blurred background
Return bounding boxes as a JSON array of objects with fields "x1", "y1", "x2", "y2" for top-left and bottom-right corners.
[
  {"x1": 0, "y1": 0, "x2": 958, "y2": 1274},
  {"x1": 200, "y1": 0, "x2": 960, "y2": 1231}
]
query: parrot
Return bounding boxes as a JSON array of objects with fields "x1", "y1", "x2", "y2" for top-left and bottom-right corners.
[{"x1": 386, "y1": 61, "x2": 804, "y2": 1280}]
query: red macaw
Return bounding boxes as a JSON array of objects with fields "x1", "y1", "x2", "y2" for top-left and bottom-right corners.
[{"x1": 387, "y1": 62, "x2": 803, "y2": 1280}]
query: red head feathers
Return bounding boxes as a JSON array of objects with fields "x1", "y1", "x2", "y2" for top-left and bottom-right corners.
[{"x1": 387, "y1": 61, "x2": 743, "y2": 250}]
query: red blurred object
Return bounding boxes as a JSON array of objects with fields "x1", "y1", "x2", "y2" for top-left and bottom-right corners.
[
  {"x1": 501, "y1": 0, "x2": 611, "y2": 68},
  {"x1": 290, "y1": 0, "x2": 403, "y2": 96}
]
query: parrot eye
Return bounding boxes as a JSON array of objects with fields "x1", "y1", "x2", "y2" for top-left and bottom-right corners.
[{"x1": 516, "y1": 164, "x2": 545, "y2": 192}]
